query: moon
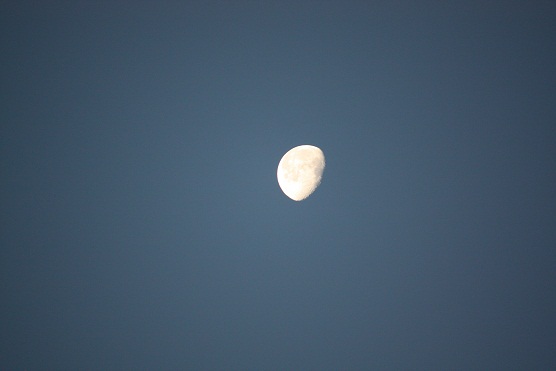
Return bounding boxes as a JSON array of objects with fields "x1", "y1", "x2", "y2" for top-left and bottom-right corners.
[{"x1": 277, "y1": 145, "x2": 325, "y2": 201}]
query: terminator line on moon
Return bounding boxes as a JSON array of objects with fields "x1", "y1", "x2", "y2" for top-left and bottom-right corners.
[{"x1": 277, "y1": 145, "x2": 325, "y2": 201}]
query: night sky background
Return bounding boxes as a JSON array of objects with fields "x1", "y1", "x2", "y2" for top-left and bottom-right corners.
[{"x1": 2, "y1": 1, "x2": 556, "y2": 369}]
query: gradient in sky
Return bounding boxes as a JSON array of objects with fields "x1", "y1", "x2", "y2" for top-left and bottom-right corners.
[{"x1": 1, "y1": 2, "x2": 556, "y2": 369}]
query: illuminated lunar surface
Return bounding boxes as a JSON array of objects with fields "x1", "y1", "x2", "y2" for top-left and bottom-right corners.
[{"x1": 277, "y1": 145, "x2": 325, "y2": 201}]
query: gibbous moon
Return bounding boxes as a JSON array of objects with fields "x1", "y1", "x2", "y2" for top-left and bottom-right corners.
[{"x1": 277, "y1": 145, "x2": 325, "y2": 201}]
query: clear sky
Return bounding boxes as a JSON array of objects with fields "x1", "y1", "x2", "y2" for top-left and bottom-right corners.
[{"x1": 1, "y1": 1, "x2": 555, "y2": 369}]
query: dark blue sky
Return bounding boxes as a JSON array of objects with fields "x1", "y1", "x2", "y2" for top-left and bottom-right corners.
[{"x1": 2, "y1": 1, "x2": 556, "y2": 369}]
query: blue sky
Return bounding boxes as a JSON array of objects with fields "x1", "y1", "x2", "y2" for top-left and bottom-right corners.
[{"x1": 2, "y1": 2, "x2": 556, "y2": 369}]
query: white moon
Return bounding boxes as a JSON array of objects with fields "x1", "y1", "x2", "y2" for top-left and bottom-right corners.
[{"x1": 277, "y1": 145, "x2": 325, "y2": 201}]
